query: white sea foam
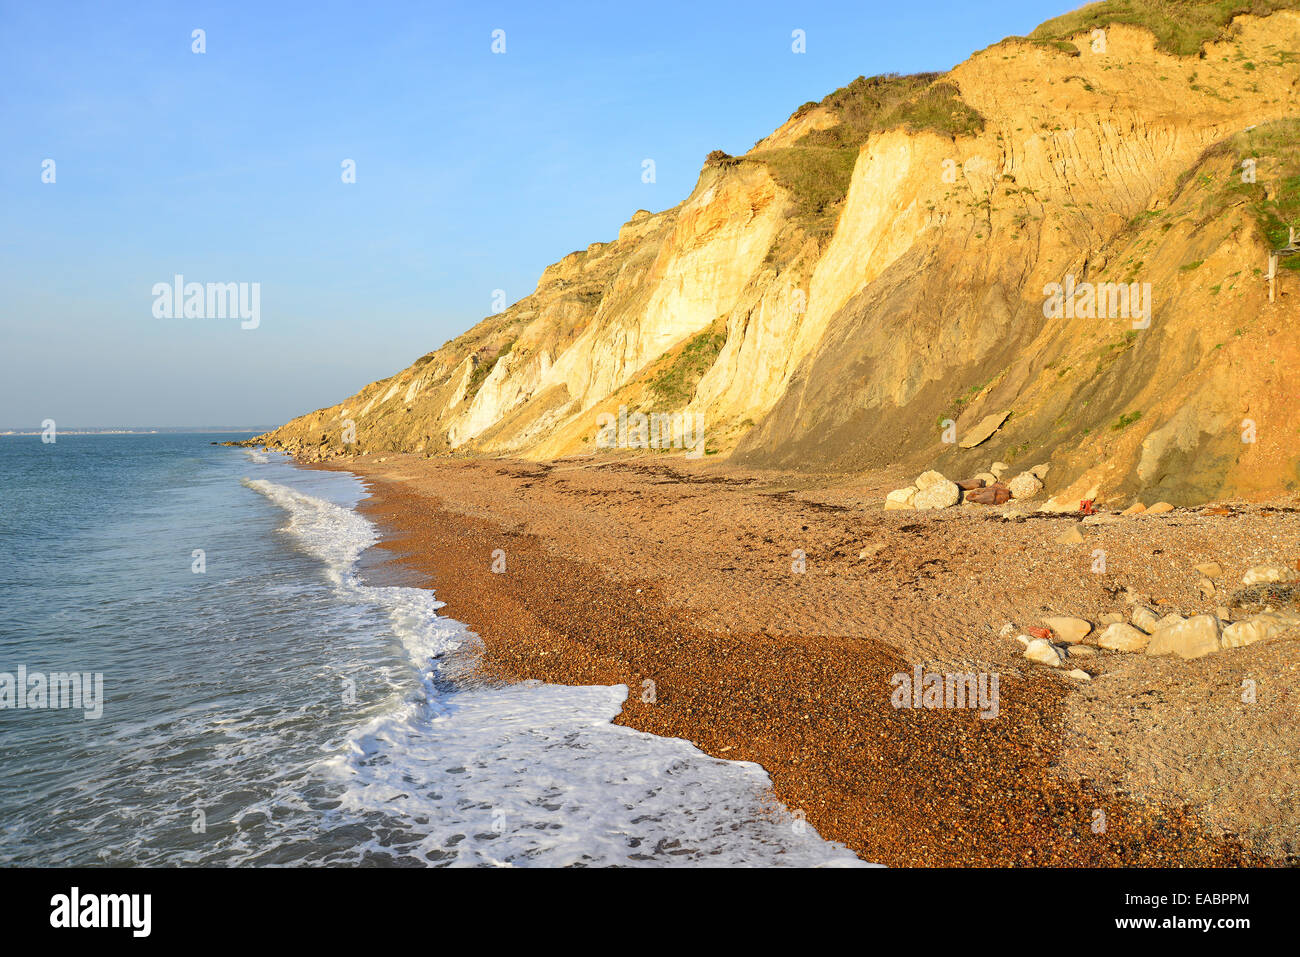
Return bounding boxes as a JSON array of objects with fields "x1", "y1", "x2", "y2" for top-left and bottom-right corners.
[{"x1": 243, "y1": 477, "x2": 873, "y2": 867}]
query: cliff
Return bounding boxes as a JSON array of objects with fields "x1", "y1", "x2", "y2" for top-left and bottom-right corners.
[{"x1": 256, "y1": 2, "x2": 1300, "y2": 505}]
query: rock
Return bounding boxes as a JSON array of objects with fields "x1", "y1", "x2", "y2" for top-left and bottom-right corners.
[
  {"x1": 1155, "y1": 613, "x2": 1187, "y2": 630},
  {"x1": 1131, "y1": 606, "x2": 1161, "y2": 633},
  {"x1": 915, "y1": 470, "x2": 946, "y2": 490},
  {"x1": 1013, "y1": 633, "x2": 1032, "y2": 647},
  {"x1": 1082, "y1": 513, "x2": 1121, "y2": 526},
  {"x1": 998, "y1": 622, "x2": 1018, "y2": 640},
  {"x1": 1100, "y1": 612, "x2": 1125, "y2": 625},
  {"x1": 1216, "y1": 605, "x2": 1233, "y2": 622},
  {"x1": 1242, "y1": 564, "x2": 1294, "y2": 586},
  {"x1": 1065, "y1": 669, "x2": 1092, "y2": 681},
  {"x1": 1024, "y1": 638, "x2": 1065, "y2": 667},
  {"x1": 958, "y1": 410, "x2": 1011, "y2": 449},
  {"x1": 964, "y1": 482, "x2": 1011, "y2": 505},
  {"x1": 1222, "y1": 612, "x2": 1300, "y2": 649},
  {"x1": 1121, "y1": 502, "x2": 1147, "y2": 515},
  {"x1": 1028, "y1": 462, "x2": 1051, "y2": 480},
  {"x1": 1146, "y1": 614, "x2": 1223, "y2": 659},
  {"x1": 1145, "y1": 502, "x2": 1175, "y2": 514},
  {"x1": 956, "y1": 478, "x2": 986, "y2": 491},
  {"x1": 913, "y1": 477, "x2": 961, "y2": 510},
  {"x1": 990, "y1": 461, "x2": 1009, "y2": 477},
  {"x1": 974, "y1": 472, "x2": 998, "y2": 485},
  {"x1": 1097, "y1": 622, "x2": 1150, "y2": 652},
  {"x1": 885, "y1": 486, "x2": 917, "y2": 510},
  {"x1": 1194, "y1": 562, "x2": 1223, "y2": 579},
  {"x1": 1066, "y1": 644, "x2": 1097, "y2": 657},
  {"x1": 1008, "y1": 472, "x2": 1044, "y2": 500},
  {"x1": 1197, "y1": 577, "x2": 1217, "y2": 600},
  {"x1": 1056, "y1": 526, "x2": 1084, "y2": 545},
  {"x1": 1044, "y1": 616, "x2": 1092, "y2": 644},
  {"x1": 858, "y1": 542, "x2": 886, "y2": 560}
]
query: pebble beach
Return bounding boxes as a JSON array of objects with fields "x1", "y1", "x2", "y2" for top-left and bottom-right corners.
[{"x1": 318, "y1": 452, "x2": 1300, "y2": 866}]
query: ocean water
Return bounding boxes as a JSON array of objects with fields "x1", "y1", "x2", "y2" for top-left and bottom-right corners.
[{"x1": 0, "y1": 434, "x2": 867, "y2": 867}]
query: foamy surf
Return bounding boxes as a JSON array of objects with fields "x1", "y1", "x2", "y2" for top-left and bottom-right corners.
[{"x1": 243, "y1": 474, "x2": 872, "y2": 867}]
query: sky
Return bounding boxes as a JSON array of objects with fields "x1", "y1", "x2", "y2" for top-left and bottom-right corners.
[{"x1": 0, "y1": 0, "x2": 1072, "y2": 428}]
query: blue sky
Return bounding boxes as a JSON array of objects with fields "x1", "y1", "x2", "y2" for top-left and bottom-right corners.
[{"x1": 0, "y1": 0, "x2": 1071, "y2": 428}]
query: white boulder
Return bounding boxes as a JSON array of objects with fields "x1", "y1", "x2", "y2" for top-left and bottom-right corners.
[
  {"x1": 1044, "y1": 616, "x2": 1092, "y2": 644},
  {"x1": 1221, "y1": 612, "x2": 1300, "y2": 649},
  {"x1": 885, "y1": 486, "x2": 917, "y2": 510},
  {"x1": 1024, "y1": 638, "x2": 1065, "y2": 667},
  {"x1": 1146, "y1": 614, "x2": 1223, "y2": 660},
  {"x1": 1242, "y1": 564, "x2": 1295, "y2": 586},
  {"x1": 1008, "y1": 472, "x2": 1044, "y2": 500},
  {"x1": 1097, "y1": 622, "x2": 1150, "y2": 652},
  {"x1": 913, "y1": 477, "x2": 960, "y2": 510}
]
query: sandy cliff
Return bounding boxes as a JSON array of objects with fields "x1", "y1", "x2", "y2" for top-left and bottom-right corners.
[{"x1": 257, "y1": 3, "x2": 1300, "y2": 505}]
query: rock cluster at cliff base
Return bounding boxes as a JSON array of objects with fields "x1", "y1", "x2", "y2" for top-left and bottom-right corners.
[
  {"x1": 1007, "y1": 561, "x2": 1300, "y2": 671},
  {"x1": 913, "y1": 471, "x2": 960, "y2": 509},
  {"x1": 885, "y1": 462, "x2": 1050, "y2": 510}
]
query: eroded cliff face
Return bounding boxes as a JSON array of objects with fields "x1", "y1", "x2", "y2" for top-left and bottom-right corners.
[{"x1": 258, "y1": 8, "x2": 1300, "y2": 505}]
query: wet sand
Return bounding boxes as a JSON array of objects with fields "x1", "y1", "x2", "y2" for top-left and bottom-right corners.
[{"x1": 316, "y1": 452, "x2": 1300, "y2": 866}]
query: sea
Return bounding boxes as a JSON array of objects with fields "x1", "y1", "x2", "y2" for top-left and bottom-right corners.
[{"x1": 0, "y1": 433, "x2": 867, "y2": 867}]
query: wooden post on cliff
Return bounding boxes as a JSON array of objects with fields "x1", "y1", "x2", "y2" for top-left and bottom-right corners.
[{"x1": 1271, "y1": 227, "x2": 1298, "y2": 304}]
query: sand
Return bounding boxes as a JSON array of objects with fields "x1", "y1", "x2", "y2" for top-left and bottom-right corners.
[{"x1": 314, "y1": 451, "x2": 1300, "y2": 866}]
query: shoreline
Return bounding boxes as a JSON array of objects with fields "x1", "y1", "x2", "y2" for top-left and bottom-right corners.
[{"x1": 312, "y1": 452, "x2": 1298, "y2": 866}]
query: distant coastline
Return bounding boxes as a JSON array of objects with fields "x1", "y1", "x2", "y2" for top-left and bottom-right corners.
[{"x1": 0, "y1": 427, "x2": 273, "y2": 436}]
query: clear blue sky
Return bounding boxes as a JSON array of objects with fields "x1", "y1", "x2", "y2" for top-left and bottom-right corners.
[{"x1": 0, "y1": 0, "x2": 1071, "y2": 428}]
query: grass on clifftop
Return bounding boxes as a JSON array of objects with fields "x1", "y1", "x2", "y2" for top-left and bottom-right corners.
[
  {"x1": 791, "y1": 73, "x2": 985, "y2": 149},
  {"x1": 793, "y1": 73, "x2": 987, "y2": 147},
  {"x1": 721, "y1": 73, "x2": 984, "y2": 238},
  {"x1": 1029, "y1": 0, "x2": 1300, "y2": 56}
]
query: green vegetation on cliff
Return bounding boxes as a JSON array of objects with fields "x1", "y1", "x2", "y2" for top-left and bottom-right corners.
[
  {"x1": 465, "y1": 339, "x2": 514, "y2": 400},
  {"x1": 1029, "y1": 0, "x2": 1300, "y2": 57},
  {"x1": 726, "y1": 73, "x2": 985, "y2": 237},
  {"x1": 742, "y1": 146, "x2": 859, "y2": 236},
  {"x1": 794, "y1": 73, "x2": 985, "y2": 148},
  {"x1": 1242, "y1": 119, "x2": 1300, "y2": 266},
  {"x1": 1184, "y1": 118, "x2": 1300, "y2": 268},
  {"x1": 648, "y1": 326, "x2": 727, "y2": 408}
]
